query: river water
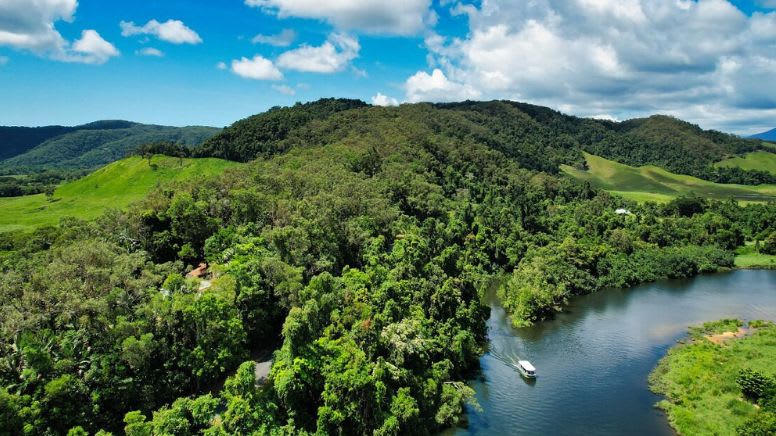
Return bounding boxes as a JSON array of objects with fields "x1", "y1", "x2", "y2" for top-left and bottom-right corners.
[{"x1": 451, "y1": 270, "x2": 776, "y2": 435}]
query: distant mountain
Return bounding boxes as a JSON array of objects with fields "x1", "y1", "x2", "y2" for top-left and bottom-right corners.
[
  {"x1": 0, "y1": 121, "x2": 220, "y2": 173},
  {"x1": 750, "y1": 128, "x2": 776, "y2": 142}
]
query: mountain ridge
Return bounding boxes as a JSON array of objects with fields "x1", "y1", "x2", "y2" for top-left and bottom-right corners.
[
  {"x1": 750, "y1": 128, "x2": 776, "y2": 141},
  {"x1": 0, "y1": 121, "x2": 220, "y2": 173}
]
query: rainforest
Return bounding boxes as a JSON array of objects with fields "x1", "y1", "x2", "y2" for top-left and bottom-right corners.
[{"x1": 1, "y1": 100, "x2": 775, "y2": 435}]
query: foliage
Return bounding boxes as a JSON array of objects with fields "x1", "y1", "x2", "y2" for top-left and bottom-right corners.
[
  {"x1": 0, "y1": 100, "x2": 774, "y2": 434},
  {"x1": 194, "y1": 98, "x2": 368, "y2": 161},
  {"x1": 0, "y1": 169, "x2": 87, "y2": 197},
  {"x1": 562, "y1": 153, "x2": 776, "y2": 203},
  {"x1": 688, "y1": 319, "x2": 744, "y2": 339},
  {"x1": 737, "y1": 369, "x2": 775, "y2": 401},
  {"x1": 738, "y1": 412, "x2": 776, "y2": 436},
  {"x1": 0, "y1": 155, "x2": 238, "y2": 232},
  {"x1": 762, "y1": 232, "x2": 776, "y2": 255},
  {"x1": 649, "y1": 320, "x2": 776, "y2": 435},
  {"x1": 0, "y1": 122, "x2": 219, "y2": 174}
]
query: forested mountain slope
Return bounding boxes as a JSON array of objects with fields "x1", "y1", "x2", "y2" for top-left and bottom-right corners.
[
  {"x1": 0, "y1": 122, "x2": 219, "y2": 173},
  {"x1": 0, "y1": 100, "x2": 774, "y2": 435},
  {"x1": 193, "y1": 98, "x2": 367, "y2": 161},
  {"x1": 197, "y1": 99, "x2": 769, "y2": 184}
]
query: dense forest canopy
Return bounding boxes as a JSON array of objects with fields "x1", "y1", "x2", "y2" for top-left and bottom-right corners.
[
  {"x1": 0, "y1": 121, "x2": 138, "y2": 161},
  {"x1": 0, "y1": 122, "x2": 220, "y2": 176},
  {"x1": 0, "y1": 100, "x2": 775, "y2": 434}
]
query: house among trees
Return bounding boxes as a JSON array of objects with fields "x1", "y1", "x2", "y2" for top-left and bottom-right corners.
[{"x1": 186, "y1": 262, "x2": 209, "y2": 279}]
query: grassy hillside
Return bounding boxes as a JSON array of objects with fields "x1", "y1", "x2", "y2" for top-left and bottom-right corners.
[
  {"x1": 0, "y1": 155, "x2": 238, "y2": 232},
  {"x1": 561, "y1": 153, "x2": 776, "y2": 203},
  {"x1": 0, "y1": 123, "x2": 220, "y2": 173},
  {"x1": 715, "y1": 150, "x2": 776, "y2": 175}
]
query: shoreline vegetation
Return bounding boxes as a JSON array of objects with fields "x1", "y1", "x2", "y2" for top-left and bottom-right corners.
[
  {"x1": 649, "y1": 319, "x2": 776, "y2": 435},
  {"x1": 0, "y1": 100, "x2": 774, "y2": 434}
]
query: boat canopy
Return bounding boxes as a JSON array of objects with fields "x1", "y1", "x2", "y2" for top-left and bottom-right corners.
[{"x1": 518, "y1": 360, "x2": 535, "y2": 372}]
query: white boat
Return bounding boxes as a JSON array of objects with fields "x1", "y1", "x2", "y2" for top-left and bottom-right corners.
[{"x1": 516, "y1": 360, "x2": 536, "y2": 378}]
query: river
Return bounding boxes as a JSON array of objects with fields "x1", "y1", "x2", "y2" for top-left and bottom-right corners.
[{"x1": 450, "y1": 270, "x2": 776, "y2": 435}]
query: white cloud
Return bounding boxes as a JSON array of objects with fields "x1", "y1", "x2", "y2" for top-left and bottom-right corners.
[
  {"x1": 0, "y1": 0, "x2": 118, "y2": 64},
  {"x1": 590, "y1": 114, "x2": 620, "y2": 122},
  {"x1": 252, "y1": 28, "x2": 296, "y2": 46},
  {"x1": 68, "y1": 30, "x2": 120, "y2": 65},
  {"x1": 272, "y1": 84, "x2": 296, "y2": 95},
  {"x1": 120, "y1": 19, "x2": 202, "y2": 44},
  {"x1": 277, "y1": 33, "x2": 359, "y2": 73},
  {"x1": 231, "y1": 55, "x2": 283, "y2": 80},
  {"x1": 137, "y1": 47, "x2": 164, "y2": 57},
  {"x1": 0, "y1": 0, "x2": 75, "y2": 54},
  {"x1": 216, "y1": 61, "x2": 227, "y2": 70},
  {"x1": 371, "y1": 92, "x2": 399, "y2": 106},
  {"x1": 405, "y1": 69, "x2": 480, "y2": 103},
  {"x1": 245, "y1": 0, "x2": 432, "y2": 35},
  {"x1": 405, "y1": 0, "x2": 776, "y2": 132}
]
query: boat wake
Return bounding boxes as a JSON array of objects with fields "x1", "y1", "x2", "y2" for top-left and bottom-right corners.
[{"x1": 489, "y1": 346, "x2": 523, "y2": 370}]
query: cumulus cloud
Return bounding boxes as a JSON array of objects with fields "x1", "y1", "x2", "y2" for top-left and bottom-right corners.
[
  {"x1": 277, "y1": 33, "x2": 359, "y2": 73},
  {"x1": 272, "y1": 84, "x2": 296, "y2": 95},
  {"x1": 231, "y1": 55, "x2": 283, "y2": 80},
  {"x1": 252, "y1": 28, "x2": 296, "y2": 46},
  {"x1": 120, "y1": 19, "x2": 202, "y2": 44},
  {"x1": 405, "y1": 0, "x2": 776, "y2": 133},
  {"x1": 405, "y1": 69, "x2": 480, "y2": 102},
  {"x1": 216, "y1": 61, "x2": 227, "y2": 70},
  {"x1": 68, "y1": 30, "x2": 120, "y2": 64},
  {"x1": 371, "y1": 92, "x2": 399, "y2": 106},
  {"x1": 245, "y1": 0, "x2": 432, "y2": 35},
  {"x1": 137, "y1": 47, "x2": 164, "y2": 57},
  {"x1": 0, "y1": 0, "x2": 118, "y2": 64}
]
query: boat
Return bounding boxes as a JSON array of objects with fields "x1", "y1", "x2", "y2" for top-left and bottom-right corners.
[{"x1": 516, "y1": 360, "x2": 536, "y2": 378}]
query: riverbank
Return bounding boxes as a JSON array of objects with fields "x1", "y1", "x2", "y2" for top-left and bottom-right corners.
[
  {"x1": 735, "y1": 244, "x2": 776, "y2": 269},
  {"x1": 649, "y1": 319, "x2": 776, "y2": 435}
]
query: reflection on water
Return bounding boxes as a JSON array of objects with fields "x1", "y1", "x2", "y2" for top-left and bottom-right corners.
[{"x1": 449, "y1": 270, "x2": 776, "y2": 435}]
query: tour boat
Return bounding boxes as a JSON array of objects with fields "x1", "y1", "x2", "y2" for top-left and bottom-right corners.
[{"x1": 516, "y1": 360, "x2": 536, "y2": 378}]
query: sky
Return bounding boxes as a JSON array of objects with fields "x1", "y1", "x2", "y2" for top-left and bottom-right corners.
[{"x1": 1, "y1": 1, "x2": 776, "y2": 135}]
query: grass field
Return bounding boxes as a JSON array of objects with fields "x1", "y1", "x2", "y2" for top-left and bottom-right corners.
[
  {"x1": 714, "y1": 150, "x2": 776, "y2": 175},
  {"x1": 734, "y1": 243, "x2": 776, "y2": 269},
  {"x1": 561, "y1": 153, "x2": 776, "y2": 203},
  {"x1": 0, "y1": 155, "x2": 238, "y2": 233},
  {"x1": 649, "y1": 319, "x2": 776, "y2": 435}
]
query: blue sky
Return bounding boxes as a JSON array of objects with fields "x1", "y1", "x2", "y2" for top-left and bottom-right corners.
[{"x1": 1, "y1": 1, "x2": 775, "y2": 134}]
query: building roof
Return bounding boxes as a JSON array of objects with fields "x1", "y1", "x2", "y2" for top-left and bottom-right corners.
[{"x1": 186, "y1": 262, "x2": 208, "y2": 278}]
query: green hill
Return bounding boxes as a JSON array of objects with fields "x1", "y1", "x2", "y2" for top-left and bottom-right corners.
[
  {"x1": 714, "y1": 150, "x2": 776, "y2": 175},
  {"x1": 194, "y1": 98, "x2": 367, "y2": 161},
  {"x1": 561, "y1": 153, "x2": 776, "y2": 203},
  {"x1": 0, "y1": 155, "x2": 238, "y2": 232},
  {"x1": 0, "y1": 122, "x2": 220, "y2": 173}
]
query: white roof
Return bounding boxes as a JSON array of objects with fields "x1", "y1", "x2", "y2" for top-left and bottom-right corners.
[{"x1": 518, "y1": 360, "x2": 535, "y2": 371}]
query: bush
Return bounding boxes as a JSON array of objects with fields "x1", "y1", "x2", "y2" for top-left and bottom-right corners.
[{"x1": 737, "y1": 368, "x2": 775, "y2": 401}]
